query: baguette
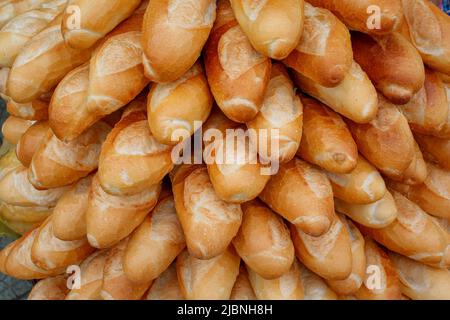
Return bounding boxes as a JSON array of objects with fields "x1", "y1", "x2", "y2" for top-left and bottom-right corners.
[
  {"x1": 28, "y1": 275, "x2": 69, "y2": 300},
  {"x1": 246, "y1": 63, "x2": 303, "y2": 164},
  {"x1": 415, "y1": 133, "x2": 450, "y2": 170},
  {"x1": 0, "y1": 0, "x2": 67, "y2": 67},
  {"x1": 145, "y1": 263, "x2": 184, "y2": 300},
  {"x1": 6, "y1": 17, "x2": 93, "y2": 103},
  {"x1": 291, "y1": 62, "x2": 378, "y2": 124},
  {"x1": 327, "y1": 216, "x2": 366, "y2": 295},
  {"x1": 291, "y1": 214, "x2": 352, "y2": 281},
  {"x1": 359, "y1": 191, "x2": 448, "y2": 267},
  {"x1": 0, "y1": 145, "x2": 21, "y2": 180},
  {"x1": 259, "y1": 158, "x2": 335, "y2": 237},
  {"x1": 386, "y1": 163, "x2": 450, "y2": 220},
  {"x1": 148, "y1": 62, "x2": 213, "y2": 146},
  {"x1": 0, "y1": 202, "x2": 51, "y2": 226},
  {"x1": 31, "y1": 217, "x2": 94, "y2": 271},
  {"x1": 61, "y1": 0, "x2": 142, "y2": 49},
  {"x1": 355, "y1": 238, "x2": 402, "y2": 300},
  {"x1": 283, "y1": 2, "x2": 352, "y2": 87},
  {"x1": 100, "y1": 238, "x2": 152, "y2": 300},
  {"x1": 28, "y1": 121, "x2": 110, "y2": 190},
  {"x1": 171, "y1": 165, "x2": 243, "y2": 260},
  {"x1": 299, "y1": 264, "x2": 338, "y2": 300},
  {"x1": 398, "y1": 142, "x2": 428, "y2": 186},
  {"x1": 98, "y1": 101, "x2": 173, "y2": 196},
  {"x1": 347, "y1": 95, "x2": 415, "y2": 180},
  {"x1": 142, "y1": 0, "x2": 215, "y2": 83},
  {"x1": 0, "y1": 0, "x2": 49, "y2": 28},
  {"x1": 326, "y1": 155, "x2": 386, "y2": 205},
  {"x1": 65, "y1": 250, "x2": 109, "y2": 300},
  {"x1": 389, "y1": 252, "x2": 450, "y2": 300},
  {"x1": 230, "y1": 265, "x2": 257, "y2": 300},
  {"x1": 86, "y1": 175, "x2": 161, "y2": 249},
  {"x1": 6, "y1": 98, "x2": 48, "y2": 121},
  {"x1": 123, "y1": 195, "x2": 185, "y2": 284},
  {"x1": 51, "y1": 175, "x2": 92, "y2": 241},
  {"x1": 177, "y1": 247, "x2": 240, "y2": 300},
  {"x1": 230, "y1": 0, "x2": 304, "y2": 60},
  {"x1": 297, "y1": 96, "x2": 357, "y2": 174},
  {"x1": 401, "y1": 0, "x2": 450, "y2": 75},
  {"x1": 335, "y1": 190, "x2": 398, "y2": 229},
  {"x1": 15, "y1": 121, "x2": 47, "y2": 167},
  {"x1": 0, "y1": 217, "x2": 39, "y2": 235},
  {"x1": 1, "y1": 115, "x2": 34, "y2": 145},
  {"x1": 306, "y1": 0, "x2": 403, "y2": 35},
  {"x1": 247, "y1": 259, "x2": 304, "y2": 300},
  {"x1": 204, "y1": 0, "x2": 271, "y2": 123},
  {"x1": 233, "y1": 200, "x2": 295, "y2": 280},
  {"x1": 352, "y1": 32, "x2": 425, "y2": 105}
]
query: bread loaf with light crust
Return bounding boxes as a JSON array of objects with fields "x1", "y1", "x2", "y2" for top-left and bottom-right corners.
[
  {"x1": 28, "y1": 275, "x2": 69, "y2": 300},
  {"x1": 1, "y1": 115, "x2": 34, "y2": 145},
  {"x1": 230, "y1": 265, "x2": 256, "y2": 300},
  {"x1": 0, "y1": 0, "x2": 49, "y2": 29},
  {"x1": 145, "y1": 263, "x2": 184, "y2": 300}
]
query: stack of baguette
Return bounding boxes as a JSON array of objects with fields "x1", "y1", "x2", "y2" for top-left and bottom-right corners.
[{"x1": 0, "y1": 0, "x2": 449, "y2": 301}]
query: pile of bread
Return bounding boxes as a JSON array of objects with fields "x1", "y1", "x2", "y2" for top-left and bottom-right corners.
[{"x1": 0, "y1": 0, "x2": 449, "y2": 301}]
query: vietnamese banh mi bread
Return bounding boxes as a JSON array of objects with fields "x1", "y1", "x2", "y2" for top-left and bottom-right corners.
[
  {"x1": 145, "y1": 263, "x2": 184, "y2": 300},
  {"x1": 389, "y1": 252, "x2": 450, "y2": 300},
  {"x1": 230, "y1": 265, "x2": 256, "y2": 300},
  {"x1": 171, "y1": 165, "x2": 243, "y2": 260},
  {"x1": 347, "y1": 95, "x2": 416, "y2": 180},
  {"x1": 65, "y1": 250, "x2": 109, "y2": 300},
  {"x1": 100, "y1": 238, "x2": 152, "y2": 300},
  {"x1": 335, "y1": 190, "x2": 398, "y2": 229},
  {"x1": 247, "y1": 259, "x2": 304, "y2": 300},
  {"x1": 297, "y1": 96, "x2": 357, "y2": 174},
  {"x1": 229, "y1": 0, "x2": 304, "y2": 60},
  {"x1": 1, "y1": 115, "x2": 34, "y2": 145},
  {"x1": 246, "y1": 63, "x2": 303, "y2": 164},
  {"x1": 0, "y1": 203, "x2": 52, "y2": 229},
  {"x1": 204, "y1": 0, "x2": 271, "y2": 123},
  {"x1": 415, "y1": 133, "x2": 450, "y2": 170},
  {"x1": 28, "y1": 275, "x2": 69, "y2": 300},
  {"x1": 6, "y1": 97, "x2": 49, "y2": 121},
  {"x1": 0, "y1": 0, "x2": 67, "y2": 68},
  {"x1": 387, "y1": 163, "x2": 450, "y2": 220},
  {"x1": 352, "y1": 32, "x2": 425, "y2": 105},
  {"x1": 306, "y1": 0, "x2": 403, "y2": 35},
  {"x1": 291, "y1": 214, "x2": 352, "y2": 281},
  {"x1": 259, "y1": 158, "x2": 335, "y2": 237},
  {"x1": 398, "y1": 142, "x2": 428, "y2": 186},
  {"x1": 177, "y1": 247, "x2": 240, "y2": 300},
  {"x1": 291, "y1": 62, "x2": 378, "y2": 124},
  {"x1": 299, "y1": 264, "x2": 338, "y2": 300},
  {"x1": 123, "y1": 195, "x2": 186, "y2": 284},
  {"x1": 148, "y1": 62, "x2": 213, "y2": 146},
  {"x1": 359, "y1": 191, "x2": 448, "y2": 267},
  {"x1": 355, "y1": 238, "x2": 402, "y2": 300},
  {"x1": 326, "y1": 216, "x2": 365, "y2": 295},
  {"x1": 98, "y1": 102, "x2": 173, "y2": 197},
  {"x1": 0, "y1": 0, "x2": 49, "y2": 29},
  {"x1": 326, "y1": 155, "x2": 386, "y2": 205},
  {"x1": 142, "y1": 0, "x2": 216, "y2": 83},
  {"x1": 233, "y1": 200, "x2": 295, "y2": 280},
  {"x1": 401, "y1": 0, "x2": 450, "y2": 76},
  {"x1": 51, "y1": 175, "x2": 92, "y2": 241},
  {"x1": 61, "y1": 0, "x2": 142, "y2": 49},
  {"x1": 283, "y1": 2, "x2": 352, "y2": 88},
  {"x1": 6, "y1": 16, "x2": 93, "y2": 103}
]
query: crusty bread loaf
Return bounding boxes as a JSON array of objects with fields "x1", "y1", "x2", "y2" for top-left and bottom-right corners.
[
  {"x1": 307, "y1": 0, "x2": 403, "y2": 35},
  {"x1": 299, "y1": 264, "x2": 338, "y2": 300},
  {"x1": 284, "y1": 2, "x2": 352, "y2": 87},
  {"x1": 142, "y1": 0, "x2": 216, "y2": 83},
  {"x1": 399, "y1": 142, "x2": 428, "y2": 186},
  {"x1": 230, "y1": 265, "x2": 257, "y2": 300},
  {"x1": 297, "y1": 96, "x2": 357, "y2": 174},
  {"x1": 326, "y1": 155, "x2": 386, "y2": 205},
  {"x1": 148, "y1": 62, "x2": 213, "y2": 146},
  {"x1": 352, "y1": 32, "x2": 425, "y2": 105},
  {"x1": 28, "y1": 275, "x2": 69, "y2": 300},
  {"x1": 247, "y1": 63, "x2": 303, "y2": 164},
  {"x1": 177, "y1": 247, "x2": 240, "y2": 300},
  {"x1": 0, "y1": 202, "x2": 52, "y2": 227},
  {"x1": 0, "y1": 0, "x2": 49, "y2": 29},
  {"x1": 204, "y1": 0, "x2": 271, "y2": 123},
  {"x1": 292, "y1": 62, "x2": 378, "y2": 124},
  {"x1": 123, "y1": 195, "x2": 185, "y2": 284},
  {"x1": 86, "y1": 175, "x2": 161, "y2": 249},
  {"x1": 51, "y1": 175, "x2": 92, "y2": 241},
  {"x1": 6, "y1": 98, "x2": 49, "y2": 121},
  {"x1": 0, "y1": 145, "x2": 21, "y2": 180},
  {"x1": 61, "y1": 0, "x2": 142, "y2": 49},
  {"x1": 1, "y1": 115, "x2": 34, "y2": 145},
  {"x1": 260, "y1": 158, "x2": 335, "y2": 237},
  {"x1": 335, "y1": 190, "x2": 398, "y2": 229},
  {"x1": 98, "y1": 101, "x2": 173, "y2": 196},
  {"x1": 415, "y1": 133, "x2": 450, "y2": 170},
  {"x1": 233, "y1": 200, "x2": 295, "y2": 280},
  {"x1": 172, "y1": 165, "x2": 243, "y2": 260},
  {"x1": 145, "y1": 263, "x2": 184, "y2": 300},
  {"x1": 291, "y1": 214, "x2": 352, "y2": 281},
  {"x1": 230, "y1": 0, "x2": 304, "y2": 60},
  {"x1": 355, "y1": 238, "x2": 402, "y2": 300}
]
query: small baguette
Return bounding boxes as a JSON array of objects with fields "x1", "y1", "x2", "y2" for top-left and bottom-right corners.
[
  {"x1": 0, "y1": 0, "x2": 49, "y2": 28},
  {"x1": 415, "y1": 133, "x2": 450, "y2": 170},
  {"x1": 2, "y1": 115, "x2": 34, "y2": 145},
  {"x1": 16, "y1": 121, "x2": 49, "y2": 167},
  {"x1": 28, "y1": 275, "x2": 69, "y2": 300},
  {"x1": 230, "y1": 265, "x2": 257, "y2": 300},
  {"x1": 300, "y1": 264, "x2": 338, "y2": 300},
  {"x1": 6, "y1": 98, "x2": 49, "y2": 121},
  {"x1": 145, "y1": 263, "x2": 184, "y2": 300}
]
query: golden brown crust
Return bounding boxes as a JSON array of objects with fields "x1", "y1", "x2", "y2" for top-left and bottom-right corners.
[
  {"x1": 145, "y1": 263, "x2": 184, "y2": 300},
  {"x1": 16, "y1": 121, "x2": 49, "y2": 168},
  {"x1": 230, "y1": 265, "x2": 256, "y2": 300},
  {"x1": 1, "y1": 116, "x2": 34, "y2": 145},
  {"x1": 415, "y1": 132, "x2": 450, "y2": 170},
  {"x1": 28, "y1": 275, "x2": 69, "y2": 300}
]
